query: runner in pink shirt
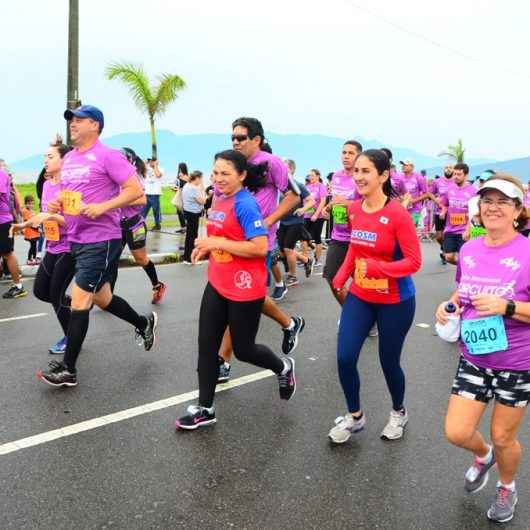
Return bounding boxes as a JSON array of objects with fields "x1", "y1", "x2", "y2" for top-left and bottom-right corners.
[
  {"x1": 436, "y1": 175, "x2": 530, "y2": 523},
  {"x1": 429, "y1": 165, "x2": 454, "y2": 263},
  {"x1": 398, "y1": 159, "x2": 429, "y2": 227},
  {"x1": 303, "y1": 169, "x2": 327, "y2": 267},
  {"x1": 37, "y1": 105, "x2": 158, "y2": 388},
  {"x1": 440, "y1": 163, "x2": 476, "y2": 265}
]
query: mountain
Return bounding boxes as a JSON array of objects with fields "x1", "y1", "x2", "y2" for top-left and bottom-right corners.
[
  {"x1": 425, "y1": 157, "x2": 530, "y2": 181},
  {"x1": 10, "y1": 129, "x2": 496, "y2": 183}
]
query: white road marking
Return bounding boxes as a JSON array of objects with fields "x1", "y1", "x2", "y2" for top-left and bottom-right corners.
[
  {"x1": 0, "y1": 369, "x2": 275, "y2": 456},
  {"x1": 416, "y1": 323, "x2": 431, "y2": 328},
  {"x1": 0, "y1": 313, "x2": 48, "y2": 324}
]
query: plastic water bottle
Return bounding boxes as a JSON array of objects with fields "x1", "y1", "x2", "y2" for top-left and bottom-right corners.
[{"x1": 435, "y1": 302, "x2": 461, "y2": 342}]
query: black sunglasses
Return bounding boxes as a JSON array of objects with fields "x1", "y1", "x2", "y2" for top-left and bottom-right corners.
[{"x1": 231, "y1": 134, "x2": 249, "y2": 143}]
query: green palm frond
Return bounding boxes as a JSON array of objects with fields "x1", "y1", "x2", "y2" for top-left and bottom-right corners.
[
  {"x1": 105, "y1": 61, "x2": 155, "y2": 115},
  {"x1": 152, "y1": 74, "x2": 186, "y2": 117},
  {"x1": 438, "y1": 139, "x2": 465, "y2": 163}
]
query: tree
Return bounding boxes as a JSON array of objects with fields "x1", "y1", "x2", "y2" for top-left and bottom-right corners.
[
  {"x1": 438, "y1": 138, "x2": 465, "y2": 163},
  {"x1": 105, "y1": 62, "x2": 186, "y2": 158}
]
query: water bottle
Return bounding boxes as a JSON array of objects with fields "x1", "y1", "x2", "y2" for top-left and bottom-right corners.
[{"x1": 435, "y1": 302, "x2": 461, "y2": 342}]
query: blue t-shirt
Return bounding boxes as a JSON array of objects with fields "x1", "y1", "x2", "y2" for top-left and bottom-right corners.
[{"x1": 280, "y1": 182, "x2": 310, "y2": 226}]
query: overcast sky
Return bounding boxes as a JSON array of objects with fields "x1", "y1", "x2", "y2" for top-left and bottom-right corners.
[{"x1": 2, "y1": 0, "x2": 530, "y2": 162}]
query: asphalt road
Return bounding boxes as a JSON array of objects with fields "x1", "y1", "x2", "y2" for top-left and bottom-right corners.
[{"x1": 1, "y1": 243, "x2": 529, "y2": 529}]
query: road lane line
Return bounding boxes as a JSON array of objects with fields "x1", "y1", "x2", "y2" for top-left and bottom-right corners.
[
  {"x1": 0, "y1": 313, "x2": 48, "y2": 324},
  {"x1": 0, "y1": 369, "x2": 275, "y2": 456}
]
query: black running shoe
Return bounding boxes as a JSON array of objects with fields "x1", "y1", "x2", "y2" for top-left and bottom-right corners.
[
  {"x1": 136, "y1": 312, "x2": 158, "y2": 351},
  {"x1": 304, "y1": 257, "x2": 314, "y2": 278},
  {"x1": 217, "y1": 358, "x2": 231, "y2": 384},
  {"x1": 37, "y1": 360, "x2": 77, "y2": 387},
  {"x1": 282, "y1": 315, "x2": 305, "y2": 355},
  {"x1": 278, "y1": 357, "x2": 296, "y2": 400},
  {"x1": 175, "y1": 405, "x2": 217, "y2": 430},
  {"x1": 2, "y1": 285, "x2": 28, "y2": 299}
]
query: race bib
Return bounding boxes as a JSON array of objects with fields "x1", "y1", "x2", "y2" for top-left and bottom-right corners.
[
  {"x1": 470, "y1": 226, "x2": 487, "y2": 239},
  {"x1": 61, "y1": 190, "x2": 82, "y2": 216},
  {"x1": 132, "y1": 224, "x2": 146, "y2": 242},
  {"x1": 450, "y1": 212, "x2": 467, "y2": 226},
  {"x1": 355, "y1": 276, "x2": 389, "y2": 290},
  {"x1": 43, "y1": 220, "x2": 60, "y2": 242},
  {"x1": 306, "y1": 208, "x2": 316, "y2": 215},
  {"x1": 332, "y1": 205, "x2": 348, "y2": 225},
  {"x1": 211, "y1": 249, "x2": 233, "y2": 263},
  {"x1": 461, "y1": 315, "x2": 508, "y2": 355},
  {"x1": 210, "y1": 237, "x2": 233, "y2": 263}
]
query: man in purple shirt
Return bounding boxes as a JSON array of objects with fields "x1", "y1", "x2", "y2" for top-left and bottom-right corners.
[
  {"x1": 399, "y1": 159, "x2": 430, "y2": 226},
  {"x1": 0, "y1": 164, "x2": 27, "y2": 299},
  {"x1": 216, "y1": 117, "x2": 304, "y2": 383},
  {"x1": 37, "y1": 105, "x2": 159, "y2": 388},
  {"x1": 429, "y1": 165, "x2": 454, "y2": 263}
]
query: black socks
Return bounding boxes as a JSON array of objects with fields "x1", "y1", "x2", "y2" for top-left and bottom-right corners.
[
  {"x1": 104, "y1": 295, "x2": 147, "y2": 331},
  {"x1": 143, "y1": 260, "x2": 159, "y2": 287},
  {"x1": 63, "y1": 309, "x2": 90, "y2": 373}
]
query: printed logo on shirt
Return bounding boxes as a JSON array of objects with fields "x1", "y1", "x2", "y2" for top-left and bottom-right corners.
[
  {"x1": 500, "y1": 257, "x2": 521, "y2": 271},
  {"x1": 351, "y1": 230, "x2": 377, "y2": 243},
  {"x1": 254, "y1": 220, "x2": 263, "y2": 228},
  {"x1": 379, "y1": 216, "x2": 389, "y2": 225},
  {"x1": 234, "y1": 270, "x2": 253, "y2": 290},
  {"x1": 209, "y1": 210, "x2": 226, "y2": 222},
  {"x1": 85, "y1": 153, "x2": 96, "y2": 161},
  {"x1": 463, "y1": 255, "x2": 476, "y2": 269}
]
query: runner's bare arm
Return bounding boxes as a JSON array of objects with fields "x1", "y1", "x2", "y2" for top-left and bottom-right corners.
[{"x1": 81, "y1": 174, "x2": 143, "y2": 219}]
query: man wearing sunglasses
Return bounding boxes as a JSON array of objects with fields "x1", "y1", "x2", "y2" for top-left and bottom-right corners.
[{"x1": 216, "y1": 117, "x2": 304, "y2": 384}]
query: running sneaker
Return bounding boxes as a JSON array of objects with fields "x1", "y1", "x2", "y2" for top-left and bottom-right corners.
[
  {"x1": 328, "y1": 413, "x2": 366, "y2": 444},
  {"x1": 217, "y1": 359, "x2": 231, "y2": 383},
  {"x1": 151, "y1": 224, "x2": 161, "y2": 231},
  {"x1": 440, "y1": 252, "x2": 447, "y2": 265},
  {"x1": 465, "y1": 449, "x2": 496, "y2": 493},
  {"x1": 487, "y1": 484, "x2": 518, "y2": 523},
  {"x1": 135, "y1": 312, "x2": 158, "y2": 351},
  {"x1": 368, "y1": 324, "x2": 379, "y2": 337},
  {"x1": 151, "y1": 282, "x2": 167, "y2": 305},
  {"x1": 37, "y1": 360, "x2": 77, "y2": 387},
  {"x1": 380, "y1": 408, "x2": 408, "y2": 440},
  {"x1": 282, "y1": 315, "x2": 305, "y2": 355},
  {"x1": 175, "y1": 405, "x2": 216, "y2": 430},
  {"x1": 271, "y1": 284, "x2": 288, "y2": 301},
  {"x1": 314, "y1": 260, "x2": 322, "y2": 268},
  {"x1": 304, "y1": 257, "x2": 314, "y2": 278},
  {"x1": 49, "y1": 336, "x2": 67, "y2": 355},
  {"x1": 2, "y1": 285, "x2": 28, "y2": 299},
  {"x1": 277, "y1": 357, "x2": 296, "y2": 400},
  {"x1": 285, "y1": 275, "x2": 299, "y2": 287}
]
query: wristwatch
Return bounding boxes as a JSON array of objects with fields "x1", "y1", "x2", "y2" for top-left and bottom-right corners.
[{"x1": 505, "y1": 299, "x2": 516, "y2": 317}]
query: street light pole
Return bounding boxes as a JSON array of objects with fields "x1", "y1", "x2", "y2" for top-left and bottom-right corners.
[{"x1": 66, "y1": 0, "x2": 80, "y2": 144}]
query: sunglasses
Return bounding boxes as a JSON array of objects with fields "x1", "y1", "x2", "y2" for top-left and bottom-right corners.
[{"x1": 231, "y1": 134, "x2": 249, "y2": 143}]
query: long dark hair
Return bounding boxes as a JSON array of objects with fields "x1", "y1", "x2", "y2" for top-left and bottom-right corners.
[
  {"x1": 37, "y1": 140, "x2": 73, "y2": 202},
  {"x1": 358, "y1": 149, "x2": 397, "y2": 198},
  {"x1": 122, "y1": 147, "x2": 147, "y2": 178},
  {"x1": 178, "y1": 162, "x2": 189, "y2": 176},
  {"x1": 214, "y1": 149, "x2": 267, "y2": 192}
]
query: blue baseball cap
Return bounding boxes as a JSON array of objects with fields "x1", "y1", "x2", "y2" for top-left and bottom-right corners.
[{"x1": 64, "y1": 105, "x2": 104, "y2": 132}]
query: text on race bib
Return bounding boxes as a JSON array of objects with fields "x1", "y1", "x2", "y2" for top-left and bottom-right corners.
[
  {"x1": 43, "y1": 220, "x2": 60, "y2": 241},
  {"x1": 461, "y1": 315, "x2": 508, "y2": 355},
  {"x1": 332, "y1": 205, "x2": 348, "y2": 225},
  {"x1": 61, "y1": 191, "x2": 82, "y2": 216},
  {"x1": 450, "y1": 213, "x2": 467, "y2": 226}
]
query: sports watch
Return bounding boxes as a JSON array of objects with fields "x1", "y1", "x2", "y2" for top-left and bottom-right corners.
[{"x1": 505, "y1": 299, "x2": 516, "y2": 317}]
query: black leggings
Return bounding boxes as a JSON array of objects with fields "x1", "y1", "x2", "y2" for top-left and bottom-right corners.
[
  {"x1": 33, "y1": 252, "x2": 75, "y2": 335},
  {"x1": 27, "y1": 239, "x2": 38, "y2": 261},
  {"x1": 183, "y1": 210, "x2": 201, "y2": 261},
  {"x1": 198, "y1": 283, "x2": 285, "y2": 408},
  {"x1": 177, "y1": 208, "x2": 186, "y2": 228},
  {"x1": 305, "y1": 218, "x2": 325, "y2": 245}
]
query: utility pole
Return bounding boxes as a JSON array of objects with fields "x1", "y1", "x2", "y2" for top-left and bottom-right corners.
[{"x1": 66, "y1": 0, "x2": 80, "y2": 144}]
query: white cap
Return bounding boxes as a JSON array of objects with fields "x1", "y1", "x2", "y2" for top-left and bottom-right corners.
[
  {"x1": 478, "y1": 179, "x2": 524, "y2": 202},
  {"x1": 399, "y1": 159, "x2": 414, "y2": 166}
]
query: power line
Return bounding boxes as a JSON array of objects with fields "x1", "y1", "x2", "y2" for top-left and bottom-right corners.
[{"x1": 339, "y1": 0, "x2": 530, "y2": 81}]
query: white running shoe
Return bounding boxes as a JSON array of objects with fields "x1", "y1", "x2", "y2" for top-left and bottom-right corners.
[
  {"x1": 368, "y1": 324, "x2": 378, "y2": 337},
  {"x1": 328, "y1": 413, "x2": 365, "y2": 444},
  {"x1": 380, "y1": 409, "x2": 408, "y2": 440}
]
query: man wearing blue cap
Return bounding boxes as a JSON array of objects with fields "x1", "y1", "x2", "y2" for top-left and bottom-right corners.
[{"x1": 37, "y1": 105, "x2": 159, "y2": 387}]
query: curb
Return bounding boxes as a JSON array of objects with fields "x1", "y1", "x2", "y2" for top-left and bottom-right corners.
[{"x1": 18, "y1": 252, "x2": 180, "y2": 278}]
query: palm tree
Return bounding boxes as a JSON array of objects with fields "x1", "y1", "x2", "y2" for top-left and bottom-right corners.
[
  {"x1": 105, "y1": 61, "x2": 186, "y2": 158},
  {"x1": 438, "y1": 139, "x2": 465, "y2": 163}
]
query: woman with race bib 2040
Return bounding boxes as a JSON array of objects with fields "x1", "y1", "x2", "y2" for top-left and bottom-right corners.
[{"x1": 436, "y1": 174, "x2": 530, "y2": 524}]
